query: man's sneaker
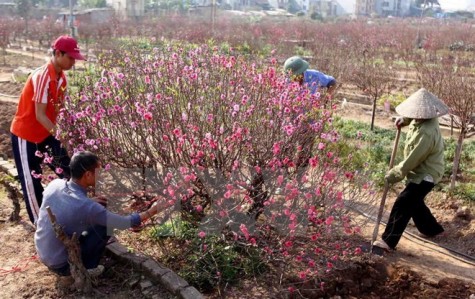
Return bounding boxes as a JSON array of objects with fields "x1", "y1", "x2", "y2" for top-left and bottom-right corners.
[
  {"x1": 87, "y1": 265, "x2": 104, "y2": 277},
  {"x1": 373, "y1": 239, "x2": 391, "y2": 251}
]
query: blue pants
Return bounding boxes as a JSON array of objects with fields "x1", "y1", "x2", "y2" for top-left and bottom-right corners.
[
  {"x1": 11, "y1": 133, "x2": 70, "y2": 224},
  {"x1": 48, "y1": 225, "x2": 111, "y2": 276},
  {"x1": 382, "y1": 181, "x2": 444, "y2": 249}
]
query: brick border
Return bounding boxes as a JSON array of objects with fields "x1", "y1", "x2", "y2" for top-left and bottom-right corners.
[
  {"x1": 0, "y1": 157, "x2": 203, "y2": 299},
  {"x1": 106, "y1": 243, "x2": 203, "y2": 299}
]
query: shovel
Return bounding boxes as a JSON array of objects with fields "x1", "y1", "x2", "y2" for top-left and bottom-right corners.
[{"x1": 370, "y1": 127, "x2": 402, "y2": 253}]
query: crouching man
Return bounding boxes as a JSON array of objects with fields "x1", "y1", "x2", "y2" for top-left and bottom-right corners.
[{"x1": 34, "y1": 151, "x2": 169, "y2": 278}]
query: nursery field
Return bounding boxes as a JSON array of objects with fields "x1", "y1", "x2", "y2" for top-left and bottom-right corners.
[
  {"x1": 1, "y1": 17, "x2": 475, "y2": 298},
  {"x1": 1, "y1": 93, "x2": 474, "y2": 299}
]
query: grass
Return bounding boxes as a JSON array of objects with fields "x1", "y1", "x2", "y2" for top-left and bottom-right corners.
[{"x1": 334, "y1": 118, "x2": 475, "y2": 202}]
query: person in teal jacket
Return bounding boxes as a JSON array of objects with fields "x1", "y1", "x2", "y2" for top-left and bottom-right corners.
[
  {"x1": 283, "y1": 56, "x2": 337, "y2": 96},
  {"x1": 374, "y1": 88, "x2": 448, "y2": 250},
  {"x1": 283, "y1": 56, "x2": 337, "y2": 172}
]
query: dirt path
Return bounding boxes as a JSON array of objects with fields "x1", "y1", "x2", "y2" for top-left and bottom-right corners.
[{"x1": 358, "y1": 214, "x2": 475, "y2": 284}]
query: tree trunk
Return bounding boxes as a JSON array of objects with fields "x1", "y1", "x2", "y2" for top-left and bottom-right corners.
[
  {"x1": 46, "y1": 207, "x2": 93, "y2": 294},
  {"x1": 0, "y1": 176, "x2": 21, "y2": 221},
  {"x1": 450, "y1": 127, "x2": 465, "y2": 190},
  {"x1": 247, "y1": 172, "x2": 268, "y2": 220},
  {"x1": 450, "y1": 115, "x2": 454, "y2": 136},
  {"x1": 370, "y1": 97, "x2": 377, "y2": 131}
]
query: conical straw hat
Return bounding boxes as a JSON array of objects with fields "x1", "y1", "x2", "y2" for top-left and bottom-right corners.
[{"x1": 395, "y1": 88, "x2": 449, "y2": 119}]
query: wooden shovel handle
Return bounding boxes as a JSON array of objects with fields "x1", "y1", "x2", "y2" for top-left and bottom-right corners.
[{"x1": 370, "y1": 127, "x2": 402, "y2": 251}]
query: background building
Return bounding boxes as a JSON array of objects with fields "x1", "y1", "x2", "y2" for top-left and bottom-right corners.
[
  {"x1": 356, "y1": 0, "x2": 412, "y2": 16},
  {"x1": 107, "y1": 0, "x2": 144, "y2": 19}
]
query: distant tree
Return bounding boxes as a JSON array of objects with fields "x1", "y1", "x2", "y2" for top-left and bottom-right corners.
[
  {"x1": 58, "y1": 0, "x2": 74, "y2": 7},
  {"x1": 14, "y1": 0, "x2": 37, "y2": 33},
  {"x1": 286, "y1": 0, "x2": 301, "y2": 14},
  {"x1": 79, "y1": 0, "x2": 106, "y2": 8},
  {"x1": 415, "y1": 53, "x2": 475, "y2": 190},
  {"x1": 349, "y1": 47, "x2": 393, "y2": 131},
  {"x1": 414, "y1": 0, "x2": 440, "y2": 8},
  {"x1": 444, "y1": 73, "x2": 475, "y2": 190},
  {"x1": 310, "y1": 11, "x2": 322, "y2": 20},
  {"x1": 37, "y1": 18, "x2": 66, "y2": 46},
  {"x1": 454, "y1": 10, "x2": 474, "y2": 19},
  {"x1": 0, "y1": 20, "x2": 11, "y2": 65}
]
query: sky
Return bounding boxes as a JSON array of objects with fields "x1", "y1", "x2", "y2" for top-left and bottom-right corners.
[
  {"x1": 438, "y1": 0, "x2": 475, "y2": 11},
  {"x1": 336, "y1": 0, "x2": 475, "y2": 14}
]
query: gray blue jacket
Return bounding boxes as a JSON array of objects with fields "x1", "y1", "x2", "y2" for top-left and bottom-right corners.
[{"x1": 34, "y1": 179, "x2": 141, "y2": 268}]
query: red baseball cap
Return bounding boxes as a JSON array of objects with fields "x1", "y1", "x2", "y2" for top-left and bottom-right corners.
[{"x1": 52, "y1": 35, "x2": 85, "y2": 60}]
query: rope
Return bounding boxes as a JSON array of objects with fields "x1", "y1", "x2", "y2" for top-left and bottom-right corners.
[
  {"x1": 345, "y1": 200, "x2": 475, "y2": 266},
  {"x1": 0, "y1": 92, "x2": 18, "y2": 98},
  {"x1": 0, "y1": 255, "x2": 38, "y2": 276}
]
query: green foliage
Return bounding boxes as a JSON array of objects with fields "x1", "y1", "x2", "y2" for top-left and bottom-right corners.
[
  {"x1": 152, "y1": 0, "x2": 189, "y2": 11},
  {"x1": 450, "y1": 183, "x2": 475, "y2": 202},
  {"x1": 236, "y1": 41, "x2": 251, "y2": 54},
  {"x1": 443, "y1": 137, "x2": 475, "y2": 177},
  {"x1": 334, "y1": 118, "x2": 398, "y2": 142},
  {"x1": 310, "y1": 11, "x2": 323, "y2": 21},
  {"x1": 78, "y1": 0, "x2": 106, "y2": 8},
  {"x1": 116, "y1": 37, "x2": 162, "y2": 50},
  {"x1": 152, "y1": 219, "x2": 266, "y2": 293},
  {"x1": 68, "y1": 63, "x2": 101, "y2": 90},
  {"x1": 13, "y1": 71, "x2": 29, "y2": 84},
  {"x1": 377, "y1": 93, "x2": 406, "y2": 111},
  {"x1": 294, "y1": 45, "x2": 312, "y2": 58},
  {"x1": 218, "y1": 41, "x2": 232, "y2": 54},
  {"x1": 333, "y1": 118, "x2": 404, "y2": 186},
  {"x1": 14, "y1": 0, "x2": 36, "y2": 19},
  {"x1": 180, "y1": 238, "x2": 265, "y2": 293},
  {"x1": 149, "y1": 216, "x2": 184, "y2": 238},
  {"x1": 286, "y1": 0, "x2": 301, "y2": 14}
]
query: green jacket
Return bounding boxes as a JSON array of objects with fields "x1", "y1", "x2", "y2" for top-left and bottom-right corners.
[{"x1": 386, "y1": 117, "x2": 445, "y2": 184}]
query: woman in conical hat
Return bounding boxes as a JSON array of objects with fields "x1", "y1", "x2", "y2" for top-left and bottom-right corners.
[{"x1": 373, "y1": 88, "x2": 448, "y2": 251}]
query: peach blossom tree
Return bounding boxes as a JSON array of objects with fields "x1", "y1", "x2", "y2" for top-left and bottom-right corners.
[{"x1": 58, "y1": 41, "x2": 377, "y2": 291}]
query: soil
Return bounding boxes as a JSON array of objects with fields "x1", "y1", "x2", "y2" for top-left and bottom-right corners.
[
  {"x1": 0, "y1": 50, "x2": 474, "y2": 298},
  {"x1": 0, "y1": 193, "x2": 173, "y2": 299}
]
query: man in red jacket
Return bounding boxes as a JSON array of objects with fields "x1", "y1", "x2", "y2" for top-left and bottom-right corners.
[{"x1": 10, "y1": 35, "x2": 85, "y2": 224}]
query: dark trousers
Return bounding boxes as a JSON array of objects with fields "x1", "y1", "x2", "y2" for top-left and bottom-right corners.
[
  {"x1": 382, "y1": 181, "x2": 444, "y2": 249},
  {"x1": 11, "y1": 133, "x2": 70, "y2": 224},
  {"x1": 48, "y1": 225, "x2": 111, "y2": 276}
]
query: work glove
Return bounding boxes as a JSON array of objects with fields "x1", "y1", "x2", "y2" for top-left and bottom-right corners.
[
  {"x1": 385, "y1": 168, "x2": 403, "y2": 184},
  {"x1": 394, "y1": 117, "x2": 405, "y2": 129}
]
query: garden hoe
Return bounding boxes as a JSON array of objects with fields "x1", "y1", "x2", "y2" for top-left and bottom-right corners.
[{"x1": 363, "y1": 127, "x2": 402, "y2": 256}]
